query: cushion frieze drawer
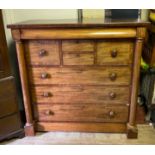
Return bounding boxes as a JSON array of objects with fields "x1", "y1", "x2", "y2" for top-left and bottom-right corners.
[
  {"x1": 29, "y1": 66, "x2": 131, "y2": 85},
  {"x1": 34, "y1": 104, "x2": 129, "y2": 123},
  {"x1": 31, "y1": 85, "x2": 130, "y2": 104},
  {"x1": 24, "y1": 40, "x2": 60, "y2": 66}
]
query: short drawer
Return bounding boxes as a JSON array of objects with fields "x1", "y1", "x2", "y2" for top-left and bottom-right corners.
[
  {"x1": 24, "y1": 40, "x2": 60, "y2": 66},
  {"x1": 34, "y1": 104, "x2": 129, "y2": 123},
  {"x1": 97, "y1": 40, "x2": 134, "y2": 65},
  {"x1": 63, "y1": 53, "x2": 94, "y2": 65},
  {"x1": 62, "y1": 40, "x2": 94, "y2": 52},
  {"x1": 31, "y1": 85, "x2": 130, "y2": 104},
  {"x1": 29, "y1": 66, "x2": 131, "y2": 85}
]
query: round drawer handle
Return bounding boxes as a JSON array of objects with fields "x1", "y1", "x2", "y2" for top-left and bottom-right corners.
[
  {"x1": 109, "y1": 111, "x2": 115, "y2": 118},
  {"x1": 45, "y1": 110, "x2": 54, "y2": 115},
  {"x1": 111, "y1": 49, "x2": 117, "y2": 58},
  {"x1": 40, "y1": 73, "x2": 49, "y2": 79},
  {"x1": 39, "y1": 49, "x2": 47, "y2": 57},
  {"x1": 109, "y1": 92, "x2": 116, "y2": 99},
  {"x1": 42, "y1": 92, "x2": 53, "y2": 97},
  {"x1": 109, "y1": 73, "x2": 117, "y2": 81}
]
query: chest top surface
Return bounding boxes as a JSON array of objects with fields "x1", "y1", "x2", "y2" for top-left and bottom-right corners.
[{"x1": 7, "y1": 18, "x2": 150, "y2": 29}]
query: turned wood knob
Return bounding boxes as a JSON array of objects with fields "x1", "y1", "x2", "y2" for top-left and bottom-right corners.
[
  {"x1": 39, "y1": 49, "x2": 47, "y2": 57},
  {"x1": 109, "y1": 111, "x2": 115, "y2": 118},
  {"x1": 111, "y1": 49, "x2": 117, "y2": 58},
  {"x1": 42, "y1": 92, "x2": 52, "y2": 97},
  {"x1": 109, "y1": 92, "x2": 116, "y2": 99},
  {"x1": 45, "y1": 110, "x2": 53, "y2": 115},
  {"x1": 109, "y1": 73, "x2": 117, "y2": 81},
  {"x1": 41, "y1": 73, "x2": 49, "y2": 79}
]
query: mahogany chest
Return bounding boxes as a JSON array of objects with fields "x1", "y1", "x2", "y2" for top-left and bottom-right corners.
[{"x1": 8, "y1": 19, "x2": 149, "y2": 138}]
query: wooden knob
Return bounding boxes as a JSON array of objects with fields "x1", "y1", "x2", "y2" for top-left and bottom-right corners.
[
  {"x1": 42, "y1": 92, "x2": 52, "y2": 97},
  {"x1": 109, "y1": 73, "x2": 117, "y2": 81},
  {"x1": 45, "y1": 110, "x2": 53, "y2": 115},
  {"x1": 39, "y1": 49, "x2": 47, "y2": 57},
  {"x1": 41, "y1": 73, "x2": 48, "y2": 79},
  {"x1": 109, "y1": 92, "x2": 116, "y2": 99},
  {"x1": 109, "y1": 111, "x2": 115, "y2": 118},
  {"x1": 111, "y1": 49, "x2": 117, "y2": 58}
]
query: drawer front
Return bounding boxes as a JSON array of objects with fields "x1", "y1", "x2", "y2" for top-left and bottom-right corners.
[
  {"x1": 29, "y1": 67, "x2": 131, "y2": 85},
  {"x1": 31, "y1": 86, "x2": 130, "y2": 104},
  {"x1": 97, "y1": 40, "x2": 134, "y2": 65},
  {"x1": 62, "y1": 40, "x2": 94, "y2": 52},
  {"x1": 24, "y1": 40, "x2": 60, "y2": 65},
  {"x1": 63, "y1": 53, "x2": 94, "y2": 65},
  {"x1": 0, "y1": 113, "x2": 21, "y2": 137},
  {"x1": 34, "y1": 104, "x2": 129, "y2": 123},
  {"x1": 0, "y1": 77, "x2": 18, "y2": 118}
]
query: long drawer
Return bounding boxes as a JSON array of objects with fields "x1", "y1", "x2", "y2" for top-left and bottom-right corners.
[
  {"x1": 29, "y1": 66, "x2": 131, "y2": 85},
  {"x1": 34, "y1": 104, "x2": 129, "y2": 123},
  {"x1": 31, "y1": 85, "x2": 130, "y2": 104}
]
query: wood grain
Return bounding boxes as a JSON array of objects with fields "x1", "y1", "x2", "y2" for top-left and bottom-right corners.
[
  {"x1": 31, "y1": 85, "x2": 130, "y2": 104},
  {"x1": 29, "y1": 66, "x2": 131, "y2": 85},
  {"x1": 129, "y1": 39, "x2": 143, "y2": 126},
  {"x1": 63, "y1": 53, "x2": 94, "y2": 65},
  {"x1": 20, "y1": 28, "x2": 137, "y2": 39},
  {"x1": 97, "y1": 40, "x2": 134, "y2": 65},
  {"x1": 36, "y1": 122, "x2": 126, "y2": 133},
  {"x1": 0, "y1": 114, "x2": 21, "y2": 137},
  {"x1": 15, "y1": 41, "x2": 34, "y2": 126},
  {"x1": 8, "y1": 20, "x2": 149, "y2": 138},
  {"x1": 0, "y1": 77, "x2": 18, "y2": 118},
  {"x1": 24, "y1": 40, "x2": 60, "y2": 66},
  {"x1": 34, "y1": 104, "x2": 129, "y2": 123}
]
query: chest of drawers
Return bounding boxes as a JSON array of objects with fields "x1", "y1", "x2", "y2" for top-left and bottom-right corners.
[{"x1": 8, "y1": 19, "x2": 149, "y2": 138}]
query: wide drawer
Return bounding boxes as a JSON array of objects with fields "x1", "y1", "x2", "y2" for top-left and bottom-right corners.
[
  {"x1": 34, "y1": 104, "x2": 129, "y2": 123},
  {"x1": 24, "y1": 40, "x2": 60, "y2": 66},
  {"x1": 31, "y1": 85, "x2": 130, "y2": 104},
  {"x1": 97, "y1": 40, "x2": 134, "y2": 65},
  {"x1": 29, "y1": 66, "x2": 131, "y2": 85}
]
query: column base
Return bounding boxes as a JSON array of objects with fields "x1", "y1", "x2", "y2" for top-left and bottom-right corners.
[
  {"x1": 127, "y1": 123, "x2": 138, "y2": 139},
  {"x1": 24, "y1": 123, "x2": 35, "y2": 136}
]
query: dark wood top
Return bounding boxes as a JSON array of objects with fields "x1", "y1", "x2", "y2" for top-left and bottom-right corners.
[{"x1": 7, "y1": 18, "x2": 150, "y2": 29}]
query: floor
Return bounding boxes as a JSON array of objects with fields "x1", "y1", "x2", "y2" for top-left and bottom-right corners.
[{"x1": 1, "y1": 124, "x2": 155, "y2": 145}]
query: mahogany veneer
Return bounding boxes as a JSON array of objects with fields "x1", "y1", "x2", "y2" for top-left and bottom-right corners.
[{"x1": 8, "y1": 19, "x2": 150, "y2": 138}]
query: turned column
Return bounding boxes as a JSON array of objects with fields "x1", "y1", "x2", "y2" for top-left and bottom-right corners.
[
  {"x1": 127, "y1": 27, "x2": 146, "y2": 138},
  {"x1": 12, "y1": 29, "x2": 35, "y2": 136}
]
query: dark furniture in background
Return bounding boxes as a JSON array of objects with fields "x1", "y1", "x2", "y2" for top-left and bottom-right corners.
[
  {"x1": 105, "y1": 9, "x2": 140, "y2": 20},
  {"x1": 0, "y1": 10, "x2": 24, "y2": 141}
]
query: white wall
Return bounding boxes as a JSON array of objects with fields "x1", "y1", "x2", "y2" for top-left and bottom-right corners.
[{"x1": 2, "y1": 9, "x2": 78, "y2": 45}]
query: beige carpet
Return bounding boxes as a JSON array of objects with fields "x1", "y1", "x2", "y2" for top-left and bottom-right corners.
[{"x1": 1, "y1": 124, "x2": 155, "y2": 145}]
